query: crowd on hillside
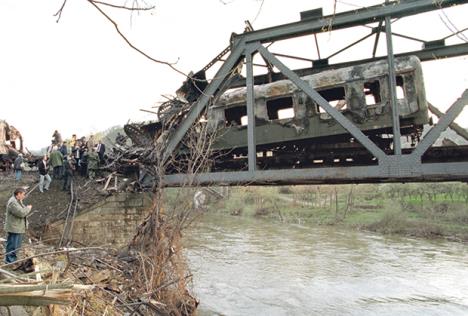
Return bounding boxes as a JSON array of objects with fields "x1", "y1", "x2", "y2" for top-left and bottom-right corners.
[{"x1": 13, "y1": 130, "x2": 106, "y2": 193}]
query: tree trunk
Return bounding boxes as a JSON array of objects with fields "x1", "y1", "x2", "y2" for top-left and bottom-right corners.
[
  {"x1": 334, "y1": 187, "x2": 339, "y2": 221},
  {"x1": 343, "y1": 185, "x2": 354, "y2": 219}
]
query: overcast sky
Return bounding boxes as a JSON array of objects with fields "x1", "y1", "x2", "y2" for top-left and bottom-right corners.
[{"x1": 1, "y1": 0, "x2": 467, "y2": 150}]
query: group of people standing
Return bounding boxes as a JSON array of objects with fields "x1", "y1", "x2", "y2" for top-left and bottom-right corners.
[
  {"x1": 4, "y1": 131, "x2": 109, "y2": 263},
  {"x1": 3, "y1": 131, "x2": 108, "y2": 266},
  {"x1": 39, "y1": 131, "x2": 106, "y2": 193}
]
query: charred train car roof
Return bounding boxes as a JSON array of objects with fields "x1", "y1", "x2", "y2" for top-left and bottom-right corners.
[{"x1": 215, "y1": 56, "x2": 423, "y2": 108}]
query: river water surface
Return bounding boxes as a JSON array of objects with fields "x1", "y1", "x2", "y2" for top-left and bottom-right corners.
[{"x1": 184, "y1": 214, "x2": 468, "y2": 315}]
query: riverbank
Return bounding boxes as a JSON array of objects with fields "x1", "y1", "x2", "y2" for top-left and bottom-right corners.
[{"x1": 202, "y1": 184, "x2": 468, "y2": 242}]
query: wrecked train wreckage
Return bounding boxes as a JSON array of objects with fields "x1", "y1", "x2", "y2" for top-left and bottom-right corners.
[
  {"x1": 124, "y1": 55, "x2": 430, "y2": 175},
  {"x1": 0, "y1": 119, "x2": 31, "y2": 171}
]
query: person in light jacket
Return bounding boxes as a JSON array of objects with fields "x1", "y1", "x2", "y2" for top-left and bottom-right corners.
[{"x1": 4, "y1": 188, "x2": 32, "y2": 263}]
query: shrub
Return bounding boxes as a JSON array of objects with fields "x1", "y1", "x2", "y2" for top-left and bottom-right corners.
[
  {"x1": 278, "y1": 187, "x2": 293, "y2": 194},
  {"x1": 230, "y1": 208, "x2": 243, "y2": 216},
  {"x1": 411, "y1": 221, "x2": 443, "y2": 237},
  {"x1": 254, "y1": 207, "x2": 270, "y2": 216},
  {"x1": 244, "y1": 195, "x2": 255, "y2": 205},
  {"x1": 399, "y1": 200, "x2": 417, "y2": 212},
  {"x1": 448, "y1": 208, "x2": 468, "y2": 224},
  {"x1": 433, "y1": 203, "x2": 449, "y2": 214},
  {"x1": 366, "y1": 210, "x2": 408, "y2": 234}
]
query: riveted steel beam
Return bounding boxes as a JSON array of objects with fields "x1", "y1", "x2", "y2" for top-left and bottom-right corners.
[
  {"x1": 410, "y1": 89, "x2": 468, "y2": 159},
  {"x1": 162, "y1": 41, "x2": 247, "y2": 163},
  {"x1": 385, "y1": 14, "x2": 402, "y2": 155},
  {"x1": 163, "y1": 161, "x2": 468, "y2": 186},
  {"x1": 428, "y1": 102, "x2": 468, "y2": 141},
  {"x1": 245, "y1": 45, "x2": 257, "y2": 173},
  {"x1": 229, "y1": 43, "x2": 468, "y2": 89},
  {"x1": 232, "y1": 0, "x2": 468, "y2": 44}
]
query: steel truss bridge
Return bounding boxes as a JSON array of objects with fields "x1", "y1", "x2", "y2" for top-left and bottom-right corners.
[{"x1": 162, "y1": 0, "x2": 468, "y2": 186}]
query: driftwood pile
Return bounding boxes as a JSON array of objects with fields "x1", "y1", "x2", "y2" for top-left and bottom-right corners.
[
  {"x1": 0, "y1": 241, "x2": 196, "y2": 315},
  {"x1": 0, "y1": 244, "x2": 96, "y2": 314}
]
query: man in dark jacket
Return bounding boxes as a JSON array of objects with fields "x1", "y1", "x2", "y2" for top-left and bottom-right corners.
[
  {"x1": 38, "y1": 155, "x2": 52, "y2": 193},
  {"x1": 79, "y1": 147, "x2": 88, "y2": 177},
  {"x1": 13, "y1": 153, "x2": 23, "y2": 181},
  {"x1": 96, "y1": 140, "x2": 106, "y2": 164},
  {"x1": 59, "y1": 142, "x2": 68, "y2": 178},
  {"x1": 52, "y1": 130, "x2": 62, "y2": 146},
  {"x1": 62, "y1": 155, "x2": 75, "y2": 192},
  {"x1": 59, "y1": 141, "x2": 68, "y2": 156},
  {"x1": 4, "y1": 188, "x2": 32, "y2": 263}
]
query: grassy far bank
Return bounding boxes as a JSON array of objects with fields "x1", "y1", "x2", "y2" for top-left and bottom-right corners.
[{"x1": 196, "y1": 183, "x2": 468, "y2": 242}]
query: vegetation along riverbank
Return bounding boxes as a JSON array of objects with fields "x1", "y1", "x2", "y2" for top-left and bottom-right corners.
[{"x1": 175, "y1": 183, "x2": 468, "y2": 242}]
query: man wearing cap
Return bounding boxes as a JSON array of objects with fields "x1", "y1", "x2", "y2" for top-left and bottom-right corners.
[{"x1": 4, "y1": 188, "x2": 32, "y2": 264}]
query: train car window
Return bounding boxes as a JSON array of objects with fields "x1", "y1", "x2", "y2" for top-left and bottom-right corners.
[
  {"x1": 266, "y1": 97, "x2": 294, "y2": 120},
  {"x1": 364, "y1": 80, "x2": 381, "y2": 105},
  {"x1": 315, "y1": 86, "x2": 346, "y2": 113},
  {"x1": 396, "y1": 76, "x2": 405, "y2": 99},
  {"x1": 225, "y1": 105, "x2": 247, "y2": 126}
]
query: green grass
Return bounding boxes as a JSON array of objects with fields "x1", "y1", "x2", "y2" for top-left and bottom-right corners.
[
  {"x1": 204, "y1": 185, "x2": 468, "y2": 242},
  {"x1": 405, "y1": 194, "x2": 466, "y2": 203}
]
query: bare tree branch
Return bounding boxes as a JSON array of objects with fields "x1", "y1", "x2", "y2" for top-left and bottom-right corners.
[
  {"x1": 252, "y1": 0, "x2": 265, "y2": 23},
  {"x1": 92, "y1": 0, "x2": 155, "y2": 11},
  {"x1": 86, "y1": 0, "x2": 188, "y2": 77},
  {"x1": 54, "y1": 0, "x2": 68, "y2": 23}
]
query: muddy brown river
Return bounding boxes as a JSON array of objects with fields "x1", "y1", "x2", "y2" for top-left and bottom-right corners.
[{"x1": 184, "y1": 214, "x2": 468, "y2": 315}]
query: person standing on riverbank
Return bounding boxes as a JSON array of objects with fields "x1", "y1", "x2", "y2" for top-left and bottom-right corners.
[{"x1": 4, "y1": 188, "x2": 32, "y2": 264}]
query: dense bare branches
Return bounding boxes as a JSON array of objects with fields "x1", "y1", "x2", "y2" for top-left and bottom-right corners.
[{"x1": 123, "y1": 99, "x2": 218, "y2": 314}]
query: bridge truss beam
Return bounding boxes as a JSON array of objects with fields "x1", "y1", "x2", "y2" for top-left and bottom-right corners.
[{"x1": 161, "y1": 0, "x2": 468, "y2": 186}]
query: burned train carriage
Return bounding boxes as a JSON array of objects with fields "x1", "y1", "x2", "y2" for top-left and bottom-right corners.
[
  {"x1": 204, "y1": 55, "x2": 429, "y2": 169},
  {"x1": 125, "y1": 56, "x2": 429, "y2": 171}
]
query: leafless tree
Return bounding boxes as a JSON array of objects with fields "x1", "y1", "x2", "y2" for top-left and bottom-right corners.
[{"x1": 123, "y1": 100, "x2": 218, "y2": 314}]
